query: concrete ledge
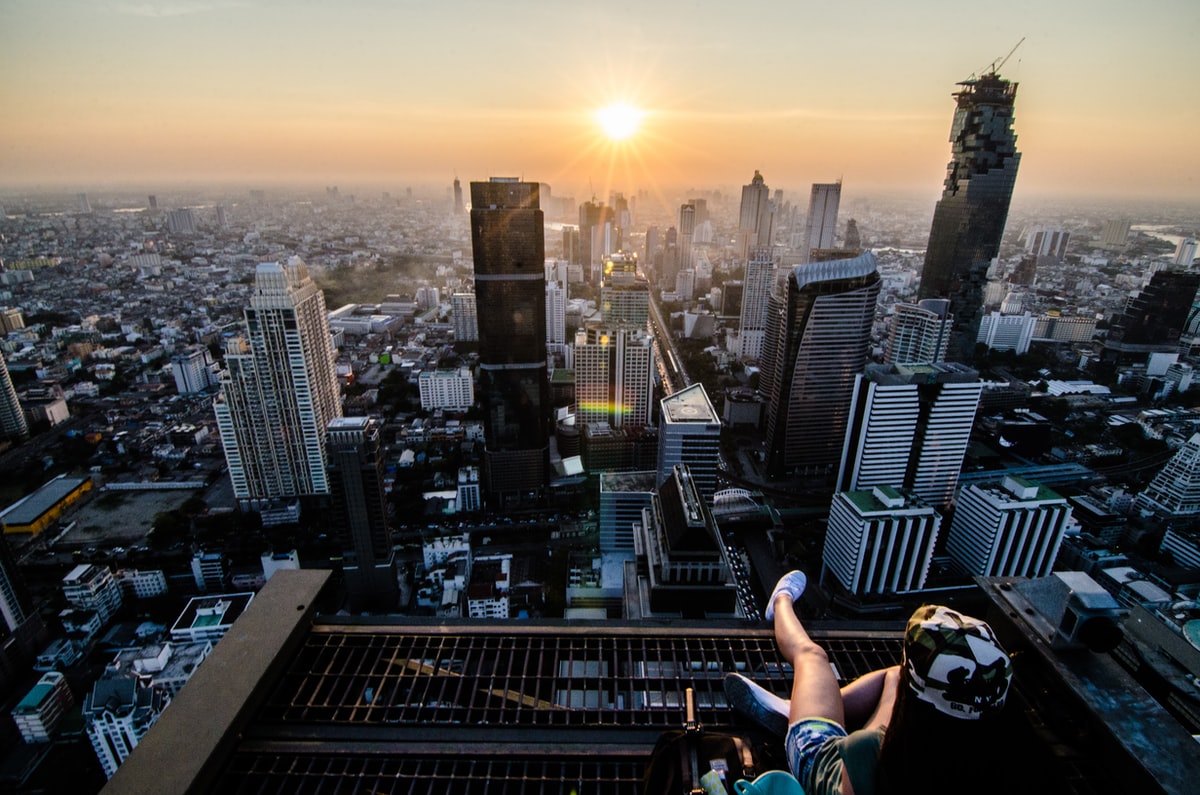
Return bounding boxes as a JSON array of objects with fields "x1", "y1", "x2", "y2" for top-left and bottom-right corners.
[{"x1": 103, "y1": 569, "x2": 330, "y2": 795}]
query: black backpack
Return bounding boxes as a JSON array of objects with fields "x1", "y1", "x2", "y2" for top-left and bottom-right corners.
[{"x1": 642, "y1": 687, "x2": 787, "y2": 794}]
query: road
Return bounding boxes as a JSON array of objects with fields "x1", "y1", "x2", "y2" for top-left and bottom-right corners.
[{"x1": 647, "y1": 293, "x2": 689, "y2": 394}]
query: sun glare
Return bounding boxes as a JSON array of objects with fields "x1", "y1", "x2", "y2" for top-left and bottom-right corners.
[{"x1": 596, "y1": 103, "x2": 643, "y2": 141}]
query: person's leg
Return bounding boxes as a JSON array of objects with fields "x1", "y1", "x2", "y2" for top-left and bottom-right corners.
[
  {"x1": 724, "y1": 672, "x2": 790, "y2": 736},
  {"x1": 726, "y1": 665, "x2": 900, "y2": 735},
  {"x1": 861, "y1": 665, "x2": 900, "y2": 731},
  {"x1": 772, "y1": 586, "x2": 844, "y2": 727},
  {"x1": 839, "y1": 666, "x2": 900, "y2": 729}
]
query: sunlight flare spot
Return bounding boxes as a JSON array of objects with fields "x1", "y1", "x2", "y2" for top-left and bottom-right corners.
[{"x1": 596, "y1": 103, "x2": 643, "y2": 141}]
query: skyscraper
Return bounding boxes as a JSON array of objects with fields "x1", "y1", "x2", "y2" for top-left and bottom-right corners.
[
  {"x1": 0, "y1": 534, "x2": 33, "y2": 638},
  {"x1": 801, "y1": 181, "x2": 841, "y2": 263},
  {"x1": 1174, "y1": 238, "x2": 1197, "y2": 267},
  {"x1": 677, "y1": 203, "x2": 696, "y2": 274},
  {"x1": 1103, "y1": 268, "x2": 1200, "y2": 364},
  {"x1": 737, "y1": 170, "x2": 773, "y2": 259},
  {"x1": 836, "y1": 363, "x2": 981, "y2": 508},
  {"x1": 471, "y1": 179, "x2": 549, "y2": 502},
  {"x1": 886, "y1": 299, "x2": 953, "y2": 365},
  {"x1": 214, "y1": 258, "x2": 342, "y2": 505},
  {"x1": 546, "y1": 278, "x2": 567, "y2": 353},
  {"x1": 326, "y1": 417, "x2": 398, "y2": 611},
  {"x1": 573, "y1": 326, "x2": 655, "y2": 431},
  {"x1": 579, "y1": 199, "x2": 615, "y2": 281},
  {"x1": 737, "y1": 247, "x2": 775, "y2": 361},
  {"x1": 764, "y1": 252, "x2": 880, "y2": 479},
  {"x1": 0, "y1": 351, "x2": 29, "y2": 442},
  {"x1": 657, "y1": 383, "x2": 721, "y2": 503},
  {"x1": 451, "y1": 292, "x2": 478, "y2": 342},
  {"x1": 452, "y1": 177, "x2": 464, "y2": 215},
  {"x1": 919, "y1": 72, "x2": 1021, "y2": 361}
]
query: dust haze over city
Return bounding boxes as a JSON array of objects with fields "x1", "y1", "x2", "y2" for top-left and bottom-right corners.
[{"x1": 0, "y1": 1, "x2": 1199, "y2": 793}]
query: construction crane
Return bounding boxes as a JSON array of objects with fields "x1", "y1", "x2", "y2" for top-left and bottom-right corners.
[{"x1": 979, "y1": 37, "x2": 1025, "y2": 77}]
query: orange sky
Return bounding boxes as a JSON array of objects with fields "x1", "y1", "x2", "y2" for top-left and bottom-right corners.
[{"x1": 2, "y1": 1, "x2": 1198, "y2": 205}]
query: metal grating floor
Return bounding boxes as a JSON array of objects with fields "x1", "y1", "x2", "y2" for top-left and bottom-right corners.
[
  {"x1": 221, "y1": 753, "x2": 646, "y2": 795},
  {"x1": 211, "y1": 623, "x2": 902, "y2": 794},
  {"x1": 258, "y1": 625, "x2": 902, "y2": 728}
]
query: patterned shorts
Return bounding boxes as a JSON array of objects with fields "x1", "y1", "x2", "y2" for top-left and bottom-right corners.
[{"x1": 785, "y1": 717, "x2": 848, "y2": 786}]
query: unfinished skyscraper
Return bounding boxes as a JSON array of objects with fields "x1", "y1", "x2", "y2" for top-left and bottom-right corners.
[{"x1": 919, "y1": 72, "x2": 1021, "y2": 361}]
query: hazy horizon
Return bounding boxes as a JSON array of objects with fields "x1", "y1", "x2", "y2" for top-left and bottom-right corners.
[{"x1": 2, "y1": 1, "x2": 1198, "y2": 207}]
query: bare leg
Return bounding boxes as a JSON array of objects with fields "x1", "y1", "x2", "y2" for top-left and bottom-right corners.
[
  {"x1": 840, "y1": 666, "x2": 900, "y2": 729},
  {"x1": 861, "y1": 666, "x2": 900, "y2": 731},
  {"x1": 772, "y1": 591, "x2": 845, "y2": 727}
]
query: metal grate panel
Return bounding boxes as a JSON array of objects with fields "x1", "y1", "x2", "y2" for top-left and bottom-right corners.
[
  {"x1": 221, "y1": 753, "x2": 645, "y2": 795},
  {"x1": 259, "y1": 626, "x2": 902, "y2": 729}
]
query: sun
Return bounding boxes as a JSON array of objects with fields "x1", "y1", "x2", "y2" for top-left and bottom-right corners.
[{"x1": 596, "y1": 103, "x2": 643, "y2": 141}]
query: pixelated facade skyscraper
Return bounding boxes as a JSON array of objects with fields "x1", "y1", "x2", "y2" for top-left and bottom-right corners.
[{"x1": 919, "y1": 73, "x2": 1021, "y2": 361}]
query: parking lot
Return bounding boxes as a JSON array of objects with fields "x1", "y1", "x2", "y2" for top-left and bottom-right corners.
[{"x1": 53, "y1": 488, "x2": 196, "y2": 548}]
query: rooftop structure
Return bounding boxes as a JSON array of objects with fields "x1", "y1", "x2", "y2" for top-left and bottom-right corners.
[
  {"x1": 1, "y1": 474, "x2": 92, "y2": 536},
  {"x1": 657, "y1": 384, "x2": 721, "y2": 502},
  {"x1": 169, "y1": 593, "x2": 254, "y2": 645},
  {"x1": 104, "y1": 570, "x2": 1200, "y2": 794}
]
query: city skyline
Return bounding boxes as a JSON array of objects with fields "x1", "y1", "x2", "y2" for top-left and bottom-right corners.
[{"x1": 1, "y1": 1, "x2": 1198, "y2": 206}]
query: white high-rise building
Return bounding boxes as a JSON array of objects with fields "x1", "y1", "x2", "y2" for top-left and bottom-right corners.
[
  {"x1": 823, "y1": 486, "x2": 943, "y2": 596},
  {"x1": 800, "y1": 182, "x2": 841, "y2": 263},
  {"x1": 62, "y1": 564, "x2": 123, "y2": 624},
  {"x1": 737, "y1": 170, "x2": 773, "y2": 259},
  {"x1": 678, "y1": 204, "x2": 695, "y2": 272},
  {"x1": 1175, "y1": 237, "x2": 1198, "y2": 267},
  {"x1": 837, "y1": 363, "x2": 982, "y2": 508},
  {"x1": 976, "y1": 310, "x2": 1034, "y2": 354},
  {"x1": 0, "y1": 351, "x2": 29, "y2": 442},
  {"x1": 887, "y1": 299, "x2": 952, "y2": 365},
  {"x1": 946, "y1": 475, "x2": 1073, "y2": 579},
  {"x1": 738, "y1": 248, "x2": 775, "y2": 361},
  {"x1": 657, "y1": 383, "x2": 721, "y2": 502},
  {"x1": 573, "y1": 327, "x2": 654, "y2": 430},
  {"x1": 170, "y1": 345, "x2": 218, "y2": 394},
  {"x1": 416, "y1": 286, "x2": 440, "y2": 310},
  {"x1": 12, "y1": 671, "x2": 74, "y2": 744},
  {"x1": 84, "y1": 675, "x2": 169, "y2": 779},
  {"x1": 451, "y1": 292, "x2": 478, "y2": 342},
  {"x1": 1023, "y1": 225, "x2": 1070, "y2": 259},
  {"x1": 214, "y1": 258, "x2": 342, "y2": 503},
  {"x1": 546, "y1": 280, "x2": 567, "y2": 350},
  {"x1": 419, "y1": 367, "x2": 474, "y2": 412},
  {"x1": 166, "y1": 208, "x2": 196, "y2": 235}
]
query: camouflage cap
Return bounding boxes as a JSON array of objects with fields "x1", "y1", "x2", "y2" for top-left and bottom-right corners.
[{"x1": 903, "y1": 605, "x2": 1012, "y2": 720}]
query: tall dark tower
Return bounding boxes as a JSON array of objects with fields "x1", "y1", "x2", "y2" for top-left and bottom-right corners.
[
  {"x1": 919, "y1": 72, "x2": 1021, "y2": 362},
  {"x1": 471, "y1": 179, "x2": 549, "y2": 504},
  {"x1": 763, "y1": 252, "x2": 880, "y2": 480},
  {"x1": 452, "y1": 177, "x2": 464, "y2": 215},
  {"x1": 326, "y1": 417, "x2": 398, "y2": 611}
]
